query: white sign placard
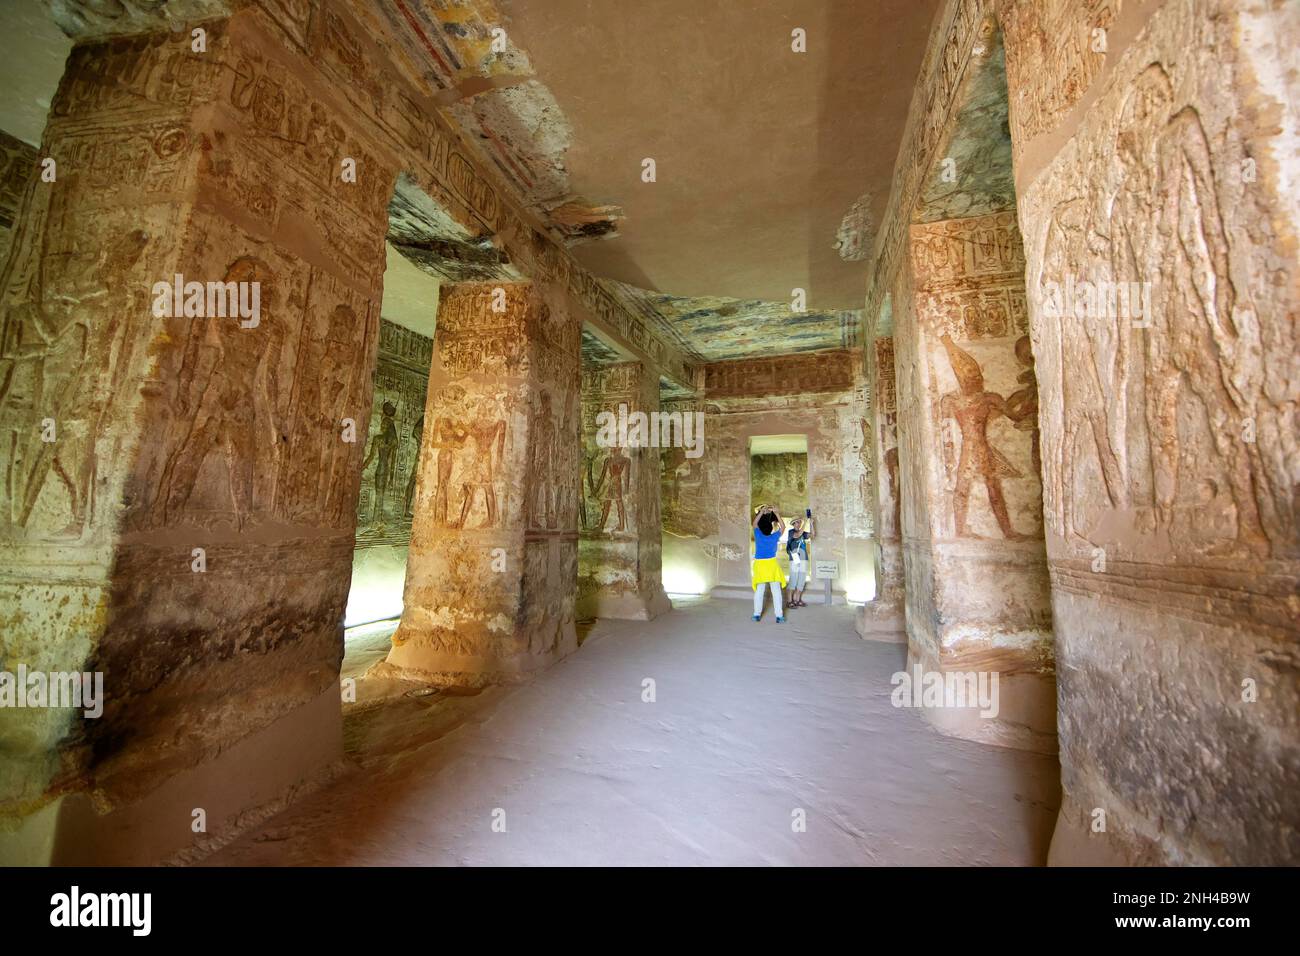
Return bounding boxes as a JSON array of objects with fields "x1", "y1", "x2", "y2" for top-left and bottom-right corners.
[{"x1": 814, "y1": 561, "x2": 839, "y2": 579}]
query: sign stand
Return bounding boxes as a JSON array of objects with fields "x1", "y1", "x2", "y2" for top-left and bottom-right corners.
[{"x1": 814, "y1": 560, "x2": 839, "y2": 606}]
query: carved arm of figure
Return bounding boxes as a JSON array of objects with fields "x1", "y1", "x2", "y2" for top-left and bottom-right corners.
[
  {"x1": 492, "y1": 419, "x2": 506, "y2": 472},
  {"x1": 593, "y1": 455, "x2": 612, "y2": 498},
  {"x1": 360, "y1": 433, "x2": 379, "y2": 472}
]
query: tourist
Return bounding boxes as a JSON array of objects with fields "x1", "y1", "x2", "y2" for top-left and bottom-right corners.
[
  {"x1": 786, "y1": 509, "x2": 813, "y2": 607},
  {"x1": 752, "y1": 504, "x2": 787, "y2": 623}
]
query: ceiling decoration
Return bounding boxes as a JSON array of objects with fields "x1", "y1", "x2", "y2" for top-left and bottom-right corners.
[
  {"x1": 360, "y1": 0, "x2": 940, "y2": 330},
  {"x1": 354, "y1": 0, "x2": 623, "y2": 244},
  {"x1": 580, "y1": 329, "x2": 625, "y2": 366},
  {"x1": 604, "y1": 280, "x2": 860, "y2": 364},
  {"x1": 386, "y1": 173, "x2": 522, "y2": 283}
]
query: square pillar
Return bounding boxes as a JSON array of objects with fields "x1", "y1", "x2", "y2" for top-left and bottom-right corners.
[
  {"x1": 379, "y1": 281, "x2": 581, "y2": 685},
  {"x1": 577, "y1": 361, "x2": 671, "y2": 620},
  {"x1": 0, "y1": 15, "x2": 392, "y2": 862},
  {"x1": 894, "y1": 212, "x2": 1055, "y2": 753},
  {"x1": 856, "y1": 332, "x2": 906, "y2": 640}
]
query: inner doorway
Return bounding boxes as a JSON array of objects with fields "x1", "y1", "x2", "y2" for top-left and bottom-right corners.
[{"x1": 749, "y1": 434, "x2": 810, "y2": 613}]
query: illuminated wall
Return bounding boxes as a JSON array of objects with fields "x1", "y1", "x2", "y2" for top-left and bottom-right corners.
[{"x1": 346, "y1": 319, "x2": 435, "y2": 628}]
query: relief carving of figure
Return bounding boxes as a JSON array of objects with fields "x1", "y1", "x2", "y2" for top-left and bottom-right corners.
[
  {"x1": 1041, "y1": 197, "x2": 1126, "y2": 539},
  {"x1": 1005, "y1": 335, "x2": 1041, "y2": 478},
  {"x1": 2, "y1": 227, "x2": 149, "y2": 536},
  {"x1": 154, "y1": 257, "x2": 283, "y2": 530},
  {"x1": 593, "y1": 444, "x2": 630, "y2": 533},
  {"x1": 403, "y1": 413, "x2": 423, "y2": 518},
  {"x1": 429, "y1": 384, "x2": 469, "y2": 526},
  {"x1": 361, "y1": 399, "x2": 399, "y2": 524},
  {"x1": 1092, "y1": 64, "x2": 1275, "y2": 555},
  {"x1": 290, "y1": 302, "x2": 356, "y2": 525},
  {"x1": 938, "y1": 333, "x2": 1027, "y2": 541},
  {"x1": 454, "y1": 395, "x2": 506, "y2": 529},
  {"x1": 525, "y1": 391, "x2": 557, "y2": 530}
]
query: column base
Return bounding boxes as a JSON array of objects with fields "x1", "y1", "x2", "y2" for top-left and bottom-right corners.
[
  {"x1": 577, "y1": 588, "x2": 671, "y2": 622},
  {"x1": 855, "y1": 599, "x2": 906, "y2": 642},
  {"x1": 377, "y1": 617, "x2": 579, "y2": 689},
  {"x1": 905, "y1": 638, "x2": 1057, "y2": 755},
  {"x1": 1047, "y1": 793, "x2": 1167, "y2": 866}
]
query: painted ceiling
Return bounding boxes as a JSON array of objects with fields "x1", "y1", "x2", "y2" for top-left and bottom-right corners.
[{"x1": 362, "y1": 0, "x2": 936, "y2": 359}]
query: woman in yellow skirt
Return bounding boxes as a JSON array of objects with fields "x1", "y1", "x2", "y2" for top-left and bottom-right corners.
[{"x1": 751, "y1": 504, "x2": 787, "y2": 623}]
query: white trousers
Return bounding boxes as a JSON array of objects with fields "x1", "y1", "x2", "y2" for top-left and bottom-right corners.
[
  {"x1": 753, "y1": 581, "x2": 783, "y2": 617},
  {"x1": 789, "y1": 557, "x2": 807, "y2": 591}
]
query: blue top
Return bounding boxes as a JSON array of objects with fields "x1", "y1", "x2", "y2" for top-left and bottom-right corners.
[
  {"x1": 786, "y1": 531, "x2": 810, "y2": 559},
  {"x1": 754, "y1": 528, "x2": 782, "y2": 560}
]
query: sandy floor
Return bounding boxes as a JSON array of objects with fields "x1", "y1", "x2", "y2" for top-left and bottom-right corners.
[{"x1": 202, "y1": 599, "x2": 1060, "y2": 866}]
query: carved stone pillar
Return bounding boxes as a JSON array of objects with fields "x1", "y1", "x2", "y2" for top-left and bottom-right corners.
[
  {"x1": 577, "y1": 361, "x2": 671, "y2": 620},
  {"x1": 0, "y1": 15, "x2": 392, "y2": 863},
  {"x1": 856, "y1": 332, "x2": 906, "y2": 640},
  {"x1": 893, "y1": 212, "x2": 1055, "y2": 753},
  {"x1": 380, "y1": 281, "x2": 581, "y2": 685}
]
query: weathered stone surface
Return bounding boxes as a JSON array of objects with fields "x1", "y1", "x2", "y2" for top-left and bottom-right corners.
[
  {"x1": 378, "y1": 281, "x2": 580, "y2": 685},
  {"x1": 856, "y1": 315, "x2": 906, "y2": 640},
  {"x1": 1017, "y1": 0, "x2": 1300, "y2": 865},
  {"x1": 0, "y1": 0, "x2": 693, "y2": 862},
  {"x1": 893, "y1": 211, "x2": 1055, "y2": 753},
  {"x1": 0, "y1": 130, "x2": 38, "y2": 266},
  {"x1": 577, "y1": 361, "x2": 671, "y2": 621},
  {"x1": 863, "y1": 0, "x2": 1300, "y2": 864}
]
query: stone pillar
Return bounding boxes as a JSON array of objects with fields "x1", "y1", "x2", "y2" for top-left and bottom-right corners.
[
  {"x1": 857, "y1": 330, "x2": 906, "y2": 640},
  {"x1": 577, "y1": 361, "x2": 671, "y2": 620},
  {"x1": 380, "y1": 281, "x2": 581, "y2": 685},
  {"x1": 1006, "y1": 0, "x2": 1300, "y2": 865},
  {"x1": 893, "y1": 211, "x2": 1055, "y2": 753},
  {"x1": 0, "y1": 15, "x2": 392, "y2": 863}
]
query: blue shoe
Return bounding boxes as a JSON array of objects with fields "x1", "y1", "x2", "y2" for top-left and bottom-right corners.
[
  {"x1": 752, "y1": 615, "x2": 761, "y2": 622},
  {"x1": 776, "y1": 616, "x2": 785, "y2": 624}
]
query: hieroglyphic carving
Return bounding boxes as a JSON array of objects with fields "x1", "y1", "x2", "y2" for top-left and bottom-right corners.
[
  {"x1": 703, "y1": 349, "x2": 855, "y2": 400},
  {"x1": 864, "y1": 0, "x2": 992, "y2": 324},
  {"x1": 911, "y1": 212, "x2": 1042, "y2": 541},
  {"x1": 580, "y1": 362, "x2": 639, "y2": 537},
  {"x1": 865, "y1": 0, "x2": 1121, "y2": 315},
  {"x1": 874, "y1": 337, "x2": 902, "y2": 541},
  {"x1": 0, "y1": 130, "x2": 37, "y2": 235},
  {"x1": 750, "y1": 452, "x2": 808, "y2": 517},
  {"x1": 660, "y1": 397, "x2": 715, "y2": 539},
  {"x1": 999, "y1": 0, "x2": 1122, "y2": 144},
  {"x1": 356, "y1": 320, "x2": 432, "y2": 543}
]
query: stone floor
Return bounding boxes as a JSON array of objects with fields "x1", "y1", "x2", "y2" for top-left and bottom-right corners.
[{"x1": 201, "y1": 599, "x2": 1061, "y2": 866}]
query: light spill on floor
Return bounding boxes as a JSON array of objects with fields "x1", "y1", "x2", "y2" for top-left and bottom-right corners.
[{"x1": 202, "y1": 599, "x2": 1060, "y2": 866}]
